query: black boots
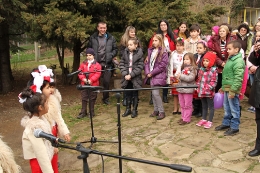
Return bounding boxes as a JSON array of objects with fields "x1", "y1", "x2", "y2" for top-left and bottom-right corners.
[
  {"x1": 122, "y1": 97, "x2": 138, "y2": 118},
  {"x1": 163, "y1": 96, "x2": 169, "y2": 103},
  {"x1": 122, "y1": 97, "x2": 132, "y2": 117},
  {"x1": 122, "y1": 92, "x2": 127, "y2": 106},
  {"x1": 192, "y1": 99, "x2": 202, "y2": 117},
  {"x1": 77, "y1": 100, "x2": 87, "y2": 119},
  {"x1": 131, "y1": 97, "x2": 138, "y2": 118}
]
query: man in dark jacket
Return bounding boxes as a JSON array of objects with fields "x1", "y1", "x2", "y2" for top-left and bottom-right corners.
[{"x1": 88, "y1": 22, "x2": 118, "y2": 104}]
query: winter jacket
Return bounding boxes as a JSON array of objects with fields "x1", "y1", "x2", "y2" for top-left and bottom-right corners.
[
  {"x1": 222, "y1": 53, "x2": 245, "y2": 97},
  {"x1": 119, "y1": 47, "x2": 144, "y2": 89},
  {"x1": 148, "y1": 34, "x2": 176, "y2": 51},
  {"x1": 194, "y1": 52, "x2": 206, "y2": 69},
  {"x1": 119, "y1": 37, "x2": 142, "y2": 57},
  {"x1": 167, "y1": 50, "x2": 187, "y2": 84},
  {"x1": 144, "y1": 47, "x2": 169, "y2": 86},
  {"x1": 0, "y1": 136, "x2": 21, "y2": 173},
  {"x1": 207, "y1": 34, "x2": 237, "y2": 73},
  {"x1": 87, "y1": 32, "x2": 118, "y2": 66},
  {"x1": 176, "y1": 66, "x2": 197, "y2": 94},
  {"x1": 248, "y1": 50, "x2": 260, "y2": 108},
  {"x1": 196, "y1": 66, "x2": 218, "y2": 97},
  {"x1": 21, "y1": 116, "x2": 54, "y2": 173},
  {"x1": 78, "y1": 60, "x2": 102, "y2": 86},
  {"x1": 173, "y1": 29, "x2": 189, "y2": 40},
  {"x1": 44, "y1": 89, "x2": 70, "y2": 138},
  {"x1": 184, "y1": 37, "x2": 202, "y2": 54}
]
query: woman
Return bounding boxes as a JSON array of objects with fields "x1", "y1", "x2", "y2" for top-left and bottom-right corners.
[
  {"x1": 147, "y1": 19, "x2": 176, "y2": 104},
  {"x1": 207, "y1": 25, "x2": 237, "y2": 92},
  {"x1": 236, "y1": 23, "x2": 253, "y2": 57},
  {"x1": 248, "y1": 39, "x2": 260, "y2": 157},
  {"x1": 173, "y1": 22, "x2": 189, "y2": 40},
  {"x1": 252, "y1": 21, "x2": 260, "y2": 44}
]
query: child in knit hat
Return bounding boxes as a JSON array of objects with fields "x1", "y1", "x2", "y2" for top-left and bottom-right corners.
[
  {"x1": 195, "y1": 51, "x2": 218, "y2": 129},
  {"x1": 77, "y1": 48, "x2": 102, "y2": 118}
]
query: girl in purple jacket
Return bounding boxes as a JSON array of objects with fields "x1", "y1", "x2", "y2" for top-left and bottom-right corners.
[{"x1": 144, "y1": 34, "x2": 169, "y2": 120}]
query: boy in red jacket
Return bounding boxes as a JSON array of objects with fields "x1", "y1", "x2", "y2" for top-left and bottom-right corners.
[{"x1": 77, "y1": 48, "x2": 101, "y2": 118}]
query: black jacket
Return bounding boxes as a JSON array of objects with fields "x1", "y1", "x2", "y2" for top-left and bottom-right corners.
[
  {"x1": 88, "y1": 32, "x2": 118, "y2": 66},
  {"x1": 248, "y1": 50, "x2": 260, "y2": 108},
  {"x1": 119, "y1": 47, "x2": 144, "y2": 89}
]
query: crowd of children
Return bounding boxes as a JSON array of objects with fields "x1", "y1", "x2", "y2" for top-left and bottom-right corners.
[{"x1": 6, "y1": 20, "x2": 259, "y2": 172}]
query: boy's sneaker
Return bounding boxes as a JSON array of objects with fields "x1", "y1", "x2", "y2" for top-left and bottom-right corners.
[
  {"x1": 204, "y1": 121, "x2": 213, "y2": 129},
  {"x1": 196, "y1": 119, "x2": 207, "y2": 126},
  {"x1": 247, "y1": 107, "x2": 255, "y2": 113}
]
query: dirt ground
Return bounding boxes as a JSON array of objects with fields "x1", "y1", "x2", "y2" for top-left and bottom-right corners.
[{"x1": 0, "y1": 68, "x2": 259, "y2": 173}]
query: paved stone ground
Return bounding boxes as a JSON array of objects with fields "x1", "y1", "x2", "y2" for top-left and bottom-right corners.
[{"x1": 1, "y1": 83, "x2": 260, "y2": 173}]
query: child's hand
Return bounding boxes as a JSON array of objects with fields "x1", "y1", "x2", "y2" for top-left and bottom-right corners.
[
  {"x1": 218, "y1": 88, "x2": 224, "y2": 94},
  {"x1": 147, "y1": 74, "x2": 152, "y2": 78},
  {"x1": 228, "y1": 94, "x2": 235, "y2": 99},
  {"x1": 125, "y1": 75, "x2": 131, "y2": 80},
  {"x1": 87, "y1": 79, "x2": 91, "y2": 85},
  {"x1": 175, "y1": 73, "x2": 180, "y2": 79},
  {"x1": 144, "y1": 56, "x2": 148, "y2": 63},
  {"x1": 221, "y1": 62, "x2": 225, "y2": 67},
  {"x1": 54, "y1": 148, "x2": 59, "y2": 154},
  {"x1": 64, "y1": 134, "x2": 71, "y2": 142}
]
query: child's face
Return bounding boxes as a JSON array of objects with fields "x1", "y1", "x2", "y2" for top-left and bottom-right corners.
[
  {"x1": 227, "y1": 44, "x2": 239, "y2": 56},
  {"x1": 129, "y1": 29, "x2": 136, "y2": 38},
  {"x1": 152, "y1": 37, "x2": 160, "y2": 48},
  {"x1": 128, "y1": 40, "x2": 137, "y2": 52},
  {"x1": 183, "y1": 56, "x2": 191, "y2": 65},
  {"x1": 212, "y1": 30, "x2": 216, "y2": 36},
  {"x1": 196, "y1": 43, "x2": 206, "y2": 55},
  {"x1": 160, "y1": 21, "x2": 167, "y2": 32},
  {"x1": 255, "y1": 32, "x2": 260, "y2": 42},
  {"x1": 176, "y1": 43, "x2": 184, "y2": 53},
  {"x1": 87, "y1": 54, "x2": 94, "y2": 61},
  {"x1": 203, "y1": 59, "x2": 210, "y2": 68},
  {"x1": 219, "y1": 28, "x2": 227, "y2": 38},
  {"x1": 42, "y1": 83, "x2": 52, "y2": 99},
  {"x1": 50, "y1": 86, "x2": 55, "y2": 95},
  {"x1": 179, "y1": 24, "x2": 187, "y2": 33},
  {"x1": 190, "y1": 30, "x2": 199, "y2": 39}
]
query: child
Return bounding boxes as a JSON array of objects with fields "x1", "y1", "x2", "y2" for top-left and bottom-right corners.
[
  {"x1": 119, "y1": 38, "x2": 144, "y2": 118},
  {"x1": 77, "y1": 48, "x2": 102, "y2": 118},
  {"x1": 215, "y1": 41, "x2": 245, "y2": 136},
  {"x1": 0, "y1": 136, "x2": 21, "y2": 173},
  {"x1": 192, "y1": 41, "x2": 208, "y2": 117},
  {"x1": 28, "y1": 65, "x2": 71, "y2": 172},
  {"x1": 168, "y1": 37, "x2": 187, "y2": 114},
  {"x1": 195, "y1": 52, "x2": 218, "y2": 128},
  {"x1": 144, "y1": 34, "x2": 169, "y2": 120},
  {"x1": 119, "y1": 26, "x2": 142, "y2": 106},
  {"x1": 19, "y1": 87, "x2": 55, "y2": 172},
  {"x1": 184, "y1": 24, "x2": 201, "y2": 54},
  {"x1": 176, "y1": 53, "x2": 197, "y2": 125}
]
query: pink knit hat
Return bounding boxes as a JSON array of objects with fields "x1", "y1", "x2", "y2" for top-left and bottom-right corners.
[{"x1": 212, "y1": 26, "x2": 220, "y2": 35}]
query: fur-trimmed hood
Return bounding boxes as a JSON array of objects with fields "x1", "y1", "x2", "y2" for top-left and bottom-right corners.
[
  {"x1": 21, "y1": 116, "x2": 54, "y2": 160},
  {"x1": 0, "y1": 136, "x2": 21, "y2": 173}
]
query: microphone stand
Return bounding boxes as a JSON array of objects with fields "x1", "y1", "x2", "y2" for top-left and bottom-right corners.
[{"x1": 54, "y1": 142, "x2": 192, "y2": 173}]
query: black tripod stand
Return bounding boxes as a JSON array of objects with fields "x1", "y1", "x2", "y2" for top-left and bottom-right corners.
[{"x1": 52, "y1": 141, "x2": 192, "y2": 173}]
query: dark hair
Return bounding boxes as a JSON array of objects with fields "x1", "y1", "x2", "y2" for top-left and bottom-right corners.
[
  {"x1": 176, "y1": 22, "x2": 189, "y2": 37},
  {"x1": 157, "y1": 19, "x2": 174, "y2": 41},
  {"x1": 175, "y1": 37, "x2": 185, "y2": 46},
  {"x1": 20, "y1": 87, "x2": 46, "y2": 116},
  {"x1": 227, "y1": 40, "x2": 242, "y2": 52},
  {"x1": 189, "y1": 24, "x2": 200, "y2": 33},
  {"x1": 220, "y1": 23, "x2": 232, "y2": 33},
  {"x1": 237, "y1": 23, "x2": 250, "y2": 34},
  {"x1": 97, "y1": 21, "x2": 107, "y2": 27},
  {"x1": 197, "y1": 41, "x2": 208, "y2": 51}
]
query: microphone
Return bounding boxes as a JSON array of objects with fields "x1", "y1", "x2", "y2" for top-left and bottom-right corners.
[
  {"x1": 67, "y1": 70, "x2": 81, "y2": 77},
  {"x1": 76, "y1": 85, "x2": 103, "y2": 91},
  {"x1": 34, "y1": 129, "x2": 66, "y2": 143}
]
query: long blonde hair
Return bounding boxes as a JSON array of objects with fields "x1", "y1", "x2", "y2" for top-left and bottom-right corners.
[
  {"x1": 120, "y1": 26, "x2": 136, "y2": 47},
  {"x1": 153, "y1": 34, "x2": 166, "y2": 61}
]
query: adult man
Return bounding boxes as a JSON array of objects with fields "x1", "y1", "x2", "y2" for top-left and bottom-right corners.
[{"x1": 88, "y1": 22, "x2": 118, "y2": 104}]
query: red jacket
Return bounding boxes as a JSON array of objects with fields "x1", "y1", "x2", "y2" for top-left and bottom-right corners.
[
  {"x1": 207, "y1": 34, "x2": 237, "y2": 73},
  {"x1": 148, "y1": 33, "x2": 176, "y2": 51},
  {"x1": 78, "y1": 60, "x2": 101, "y2": 86}
]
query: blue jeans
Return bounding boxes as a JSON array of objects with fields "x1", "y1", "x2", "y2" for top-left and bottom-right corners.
[
  {"x1": 222, "y1": 91, "x2": 240, "y2": 130},
  {"x1": 249, "y1": 74, "x2": 255, "y2": 86}
]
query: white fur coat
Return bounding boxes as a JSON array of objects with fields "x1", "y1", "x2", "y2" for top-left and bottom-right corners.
[
  {"x1": 44, "y1": 89, "x2": 70, "y2": 137},
  {"x1": 0, "y1": 136, "x2": 21, "y2": 173}
]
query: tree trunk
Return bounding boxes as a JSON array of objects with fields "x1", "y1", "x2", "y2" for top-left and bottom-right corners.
[
  {"x1": 0, "y1": 21, "x2": 13, "y2": 94},
  {"x1": 69, "y1": 39, "x2": 83, "y2": 84}
]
